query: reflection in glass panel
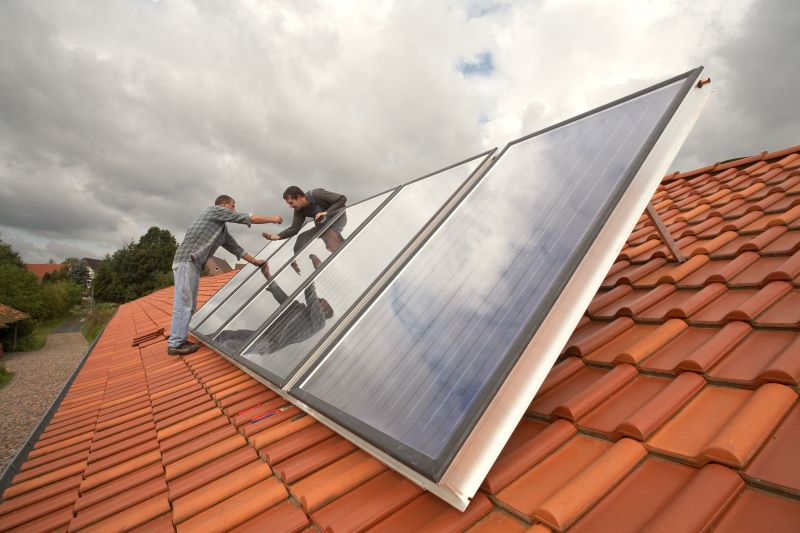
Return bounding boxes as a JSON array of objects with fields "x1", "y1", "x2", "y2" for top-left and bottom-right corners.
[
  {"x1": 212, "y1": 192, "x2": 392, "y2": 353},
  {"x1": 190, "y1": 242, "x2": 274, "y2": 330},
  {"x1": 296, "y1": 80, "x2": 684, "y2": 473},
  {"x1": 238, "y1": 156, "x2": 486, "y2": 384},
  {"x1": 194, "y1": 220, "x2": 319, "y2": 338}
]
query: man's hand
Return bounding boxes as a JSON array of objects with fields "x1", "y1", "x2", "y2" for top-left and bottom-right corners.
[
  {"x1": 291, "y1": 260, "x2": 301, "y2": 275},
  {"x1": 314, "y1": 211, "x2": 328, "y2": 222},
  {"x1": 241, "y1": 253, "x2": 265, "y2": 267},
  {"x1": 310, "y1": 254, "x2": 322, "y2": 270},
  {"x1": 260, "y1": 263, "x2": 271, "y2": 279},
  {"x1": 262, "y1": 232, "x2": 281, "y2": 241}
]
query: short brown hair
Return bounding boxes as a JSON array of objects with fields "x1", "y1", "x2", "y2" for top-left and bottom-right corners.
[
  {"x1": 215, "y1": 195, "x2": 234, "y2": 206},
  {"x1": 282, "y1": 186, "x2": 305, "y2": 200}
]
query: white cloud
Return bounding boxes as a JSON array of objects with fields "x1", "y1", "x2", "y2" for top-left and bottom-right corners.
[{"x1": 0, "y1": 0, "x2": 796, "y2": 263}]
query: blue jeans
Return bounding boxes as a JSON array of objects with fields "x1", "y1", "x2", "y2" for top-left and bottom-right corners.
[{"x1": 168, "y1": 261, "x2": 201, "y2": 347}]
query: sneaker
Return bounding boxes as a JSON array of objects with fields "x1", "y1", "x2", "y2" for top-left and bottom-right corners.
[{"x1": 167, "y1": 342, "x2": 199, "y2": 356}]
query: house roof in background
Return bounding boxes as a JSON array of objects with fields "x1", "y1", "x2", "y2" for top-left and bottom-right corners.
[
  {"x1": 0, "y1": 303, "x2": 30, "y2": 328},
  {"x1": 1, "y1": 144, "x2": 799, "y2": 531},
  {"x1": 23, "y1": 264, "x2": 62, "y2": 281},
  {"x1": 82, "y1": 258, "x2": 103, "y2": 271}
]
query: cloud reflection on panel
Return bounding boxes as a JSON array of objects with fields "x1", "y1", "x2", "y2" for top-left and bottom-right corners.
[
  {"x1": 297, "y1": 80, "x2": 682, "y2": 465},
  {"x1": 235, "y1": 156, "x2": 487, "y2": 385}
]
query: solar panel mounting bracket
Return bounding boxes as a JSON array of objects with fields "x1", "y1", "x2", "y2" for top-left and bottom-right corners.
[{"x1": 645, "y1": 201, "x2": 685, "y2": 263}]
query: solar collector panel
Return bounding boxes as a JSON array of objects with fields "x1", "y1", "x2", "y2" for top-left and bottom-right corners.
[
  {"x1": 192, "y1": 219, "x2": 326, "y2": 338},
  {"x1": 237, "y1": 153, "x2": 491, "y2": 385},
  {"x1": 293, "y1": 75, "x2": 694, "y2": 479},
  {"x1": 207, "y1": 191, "x2": 392, "y2": 353},
  {"x1": 189, "y1": 241, "x2": 277, "y2": 330}
]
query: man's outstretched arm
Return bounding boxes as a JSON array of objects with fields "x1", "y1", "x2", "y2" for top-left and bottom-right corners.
[{"x1": 250, "y1": 214, "x2": 283, "y2": 224}]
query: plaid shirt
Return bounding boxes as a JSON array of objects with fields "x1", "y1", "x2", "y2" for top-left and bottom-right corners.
[{"x1": 173, "y1": 206, "x2": 251, "y2": 266}]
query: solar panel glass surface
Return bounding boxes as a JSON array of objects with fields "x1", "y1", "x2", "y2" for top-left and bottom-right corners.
[{"x1": 293, "y1": 78, "x2": 687, "y2": 478}]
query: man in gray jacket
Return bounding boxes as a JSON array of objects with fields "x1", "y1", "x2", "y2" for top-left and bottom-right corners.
[
  {"x1": 262, "y1": 186, "x2": 347, "y2": 253},
  {"x1": 168, "y1": 194, "x2": 282, "y2": 356}
]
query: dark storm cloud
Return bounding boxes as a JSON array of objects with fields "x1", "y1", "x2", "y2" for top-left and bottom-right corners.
[
  {"x1": 0, "y1": 0, "x2": 795, "y2": 263},
  {"x1": 672, "y1": 0, "x2": 800, "y2": 170}
]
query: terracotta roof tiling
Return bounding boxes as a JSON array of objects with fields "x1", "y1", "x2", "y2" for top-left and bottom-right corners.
[
  {"x1": 2, "y1": 145, "x2": 800, "y2": 531},
  {"x1": 23, "y1": 263, "x2": 62, "y2": 281}
]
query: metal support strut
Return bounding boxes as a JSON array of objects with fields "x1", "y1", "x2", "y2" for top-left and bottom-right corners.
[{"x1": 645, "y1": 202, "x2": 685, "y2": 263}]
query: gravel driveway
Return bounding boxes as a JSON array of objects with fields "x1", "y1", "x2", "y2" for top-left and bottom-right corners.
[{"x1": 0, "y1": 332, "x2": 88, "y2": 471}]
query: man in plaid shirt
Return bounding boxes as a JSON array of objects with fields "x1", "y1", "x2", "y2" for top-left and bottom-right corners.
[{"x1": 168, "y1": 194, "x2": 283, "y2": 355}]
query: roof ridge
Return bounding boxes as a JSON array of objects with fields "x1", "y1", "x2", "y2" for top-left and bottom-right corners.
[{"x1": 664, "y1": 144, "x2": 800, "y2": 184}]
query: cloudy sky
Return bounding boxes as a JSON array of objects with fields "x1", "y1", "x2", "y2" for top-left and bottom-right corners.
[{"x1": 0, "y1": 0, "x2": 797, "y2": 264}]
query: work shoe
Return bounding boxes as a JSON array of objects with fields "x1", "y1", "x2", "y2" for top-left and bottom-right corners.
[{"x1": 167, "y1": 342, "x2": 199, "y2": 356}]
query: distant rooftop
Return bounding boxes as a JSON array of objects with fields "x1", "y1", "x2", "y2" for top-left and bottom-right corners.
[{"x1": 23, "y1": 264, "x2": 62, "y2": 282}]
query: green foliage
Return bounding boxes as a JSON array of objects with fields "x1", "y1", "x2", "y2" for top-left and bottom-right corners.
[
  {"x1": 94, "y1": 227, "x2": 177, "y2": 303},
  {"x1": 71, "y1": 259, "x2": 92, "y2": 288},
  {"x1": 82, "y1": 303, "x2": 117, "y2": 343},
  {"x1": 0, "y1": 238, "x2": 24, "y2": 269},
  {"x1": 41, "y1": 281, "x2": 82, "y2": 318},
  {"x1": 0, "y1": 367, "x2": 14, "y2": 391},
  {"x1": 0, "y1": 240, "x2": 84, "y2": 352},
  {"x1": 0, "y1": 263, "x2": 46, "y2": 317}
]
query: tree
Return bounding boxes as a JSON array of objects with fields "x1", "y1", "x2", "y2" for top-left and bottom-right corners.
[
  {"x1": 0, "y1": 264, "x2": 45, "y2": 318},
  {"x1": 0, "y1": 241, "x2": 83, "y2": 351},
  {"x1": 0, "y1": 238, "x2": 24, "y2": 269},
  {"x1": 70, "y1": 259, "x2": 92, "y2": 289},
  {"x1": 94, "y1": 227, "x2": 178, "y2": 303}
]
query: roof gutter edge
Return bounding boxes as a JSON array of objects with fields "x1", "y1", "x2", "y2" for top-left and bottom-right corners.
[{"x1": 0, "y1": 309, "x2": 117, "y2": 502}]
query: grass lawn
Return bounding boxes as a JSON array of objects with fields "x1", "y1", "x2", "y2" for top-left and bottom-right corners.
[
  {"x1": 82, "y1": 303, "x2": 118, "y2": 343},
  {"x1": 12, "y1": 306, "x2": 84, "y2": 352},
  {"x1": 0, "y1": 367, "x2": 14, "y2": 390},
  {"x1": 16, "y1": 318, "x2": 66, "y2": 352}
]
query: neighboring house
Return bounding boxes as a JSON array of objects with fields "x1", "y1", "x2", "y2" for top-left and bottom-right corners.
[
  {"x1": 23, "y1": 263, "x2": 61, "y2": 282},
  {"x1": 0, "y1": 303, "x2": 31, "y2": 351},
  {"x1": 0, "y1": 145, "x2": 798, "y2": 530},
  {"x1": 82, "y1": 258, "x2": 103, "y2": 282},
  {"x1": 204, "y1": 256, "x2": 232, "y2": 276}
]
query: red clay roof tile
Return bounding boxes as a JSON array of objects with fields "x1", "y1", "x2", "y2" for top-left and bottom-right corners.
[
  {"x1": 289, "y1": 450, "x2": 385, "y2": 511},
  {"x1": 3, "y1": 506, "x2": 73, "y2": 533},
  {"x1": 640, "y1": 463, "x2": 743, "y2": 531},
  {"x1": 533, "y1": 438, "x2": 646, "y2": 531},
  {"x1": 563, "y1": 317, "x2": 634, "y2": 356},
  {"x1": 162, "y1": 424, "x2": 237, "y2": 466},
  {"x1": 5, "y1": 147, "x2": 800, "y2": 530},
  {"x1": 482, "y1": 419, "x2": 576, "y2": 493},
  {"x1": 175, "y1": 478, "x2": 287, "y2": 533},
  {"x1": 646, "y1": 383, "x2": 796, "y2": 467},
  {"x1": 0, "y1": 487, "x2": 78, "y2": 531},
  {"x1": 168, "y1": 447, "x2": 258, "y2": 502},
  {"x1": 69, "y1": 476, "x2": 167, "y2": 531},
  {"x1": 260, "y1": 421, "x2": 336, "y2": 464},
  {"x1": 76, "y1": 493, "x2": 171, "y2": 533},
  {"x1": 464, "y1": 510, "x2": 531, "y2": 532},
  {"x1": 754, "y1": 287, "x2": 800, "y2": 327},
  {"x1": 164, "y1": 434, "x2": 246, "y2": 481},
  {"x1": 743, "y1": 402, "x2": 800, "y2": 496},
  {"x1": 713, "y1": 488, "x2": 800, "y2": 532},
  {"x1": 228, "y1": 500, "x2": 309, "y2": 533},
  {"x1": 172, "y1": 462, "x2": 271, "y2": 524},
  {"x1": 310, "y1": 469, "x2": 423, "y2": 532},
  {"x1": 276, "y1": 436, "x2": 356, "y2": 484},
  {"x1": 583, "y1": 325, "x2": 661, "y2": 363},
  {"x1": 373, "y1": 492, "x2": 493, "y2": 532}
]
